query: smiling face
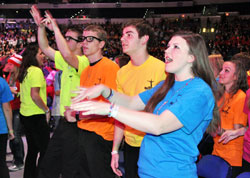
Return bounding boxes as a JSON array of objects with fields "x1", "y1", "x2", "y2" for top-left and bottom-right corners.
[
  {"x1": 120, "y1": 26, "x2": 144, "y2": 56},
  {"x1": 164, "y1": 36, "x2": 194, "y2": 79},
  {"x1": 219, "y1": 61, "x2": 237, "y2": 90}
]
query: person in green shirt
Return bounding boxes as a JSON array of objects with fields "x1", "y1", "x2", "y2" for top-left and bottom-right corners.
[
  {"x1": 18, "y1": 43, "x2": 50, "y2": 178},
  {"x1": 30, "y1": 5, "x2": 89, "y2": 178}
]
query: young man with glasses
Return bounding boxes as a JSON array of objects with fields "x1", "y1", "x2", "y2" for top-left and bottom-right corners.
[
  {"x1": 37, "y1": 8, "x2": 119, "y2": 177},
  {"x1": 75, "y1": 25, "x2": 119, "y2": 177},
  {"x1": 30, "y1": 5, "x2": 89, "y2": 178}
]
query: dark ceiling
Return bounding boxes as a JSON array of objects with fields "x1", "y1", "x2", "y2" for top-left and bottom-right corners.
[{"x1": 0, "y1": 1, "x2": 249, "y2": 19}]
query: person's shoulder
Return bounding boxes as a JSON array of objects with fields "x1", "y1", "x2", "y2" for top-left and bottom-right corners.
[
  {"x1": 54, "y1": 50, "x2": 62, "y2": 59},
  {"x1": 28, "y1": 66, "x2": 42, "y2": 74},
  {"x1": 148, "y1": 56, "x2": 165, "y2": 71},
  {"x1": 191, "y1": 77, "x2": 213, "y2": 94},
  {"x1": 0, "y1": 77, "x2": 9, "y2": 91},
  {"x1": 235, "y1": 89, "x2": 246, "y2": 99},
  {"x1": 77, "y1": 55, "x2": 89, "y2": 61},
  {"x1": 149, "y1": 55, "x2": 165, "y2": 65},
  {"x1": 102, "y1": 57, "x2": 119, "y2": 68},
  {"x1": 246, "y1": 88, "x2": 250, "y2": 96},
  {"x1": 0, "y1": 77, "x2": 5, "y2": 83}
]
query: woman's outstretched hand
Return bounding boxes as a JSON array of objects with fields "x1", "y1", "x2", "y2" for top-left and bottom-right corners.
[
  {"x1": 70, "y1": 100, "x2": 110, "y2": 118},
  {"x1": 71, "y1": 84, "x2": 109, "y2": 104}
]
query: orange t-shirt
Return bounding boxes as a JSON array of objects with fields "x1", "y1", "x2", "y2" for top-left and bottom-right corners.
[
  {"x1": 77, "y1": 57, "x2": 119, "y2": 141},
  {"x1": 213, "y1": 90, "x2": 248, "y2": 166}
]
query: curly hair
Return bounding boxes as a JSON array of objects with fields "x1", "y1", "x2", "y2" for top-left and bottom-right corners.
[{"x1": 18, "y1": 43, "x2": 40, "y2": 83}]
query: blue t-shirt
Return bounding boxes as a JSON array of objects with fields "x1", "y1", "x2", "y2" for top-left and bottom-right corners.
[
  {"x1": 0, "y1": 77, "x2": 14, "y2": 134},
  {"x1": 138, "y1": 77, "x2": 215, "y2": 178}
]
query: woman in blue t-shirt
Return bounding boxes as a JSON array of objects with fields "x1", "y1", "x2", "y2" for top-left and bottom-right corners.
[
  {"x1": 0, "y1": 77, "x2": 14, "y2": 178},
  {"x1": 70, "y1": 31, "x2": 220, "y2": 178}
]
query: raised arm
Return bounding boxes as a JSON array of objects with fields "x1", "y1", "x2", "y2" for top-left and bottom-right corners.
[
  {"x1": 30, "y1": 5, "x2": 56, "y2": 61},
  {"x1": 43, "y1": 11, "x2": 79, "y2": 69}
]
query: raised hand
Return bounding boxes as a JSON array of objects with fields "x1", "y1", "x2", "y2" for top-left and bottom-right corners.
[
  {"x1": 30, "y1": 5, "x2": 44, "y2": 27},
  {"x1": 41, "y1": 10, "x2": 58, "y2": 31}
]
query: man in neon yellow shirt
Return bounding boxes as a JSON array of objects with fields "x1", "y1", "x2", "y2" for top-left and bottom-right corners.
[
  {"x1": 30, "y1": 6, "x2": 89, "y2": 178},
  {"x1": 111, "y1": 20, "x2": 166, "y2": 178}
]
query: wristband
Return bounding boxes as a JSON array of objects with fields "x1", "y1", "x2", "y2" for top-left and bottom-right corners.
[
  {"x1": 108, "y1": 103, "x2": 115, "y2": 117},
  {"x1": 45, "y1": 109, "x2": 50, "y2": 113},
  {"x1": 9, "y1": 130, "x2": 14, "y2": 134},
  {"x1": 111, "y1": 150, "x2": 118, "y2": 155},
  {"x1": 108, "y1": 104, "x2": 119, "y2": 118},
  {"x1": 106, "y1": 88, "x2": 114, "y2": 100}
]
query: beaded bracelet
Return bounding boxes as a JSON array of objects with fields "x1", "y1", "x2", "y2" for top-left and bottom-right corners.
[
  {"x1": 108, "y1": 103, "x2": 115, "y2": 117},
  {"x1": 106, "y1": 88, "x2": 114, "y2": 100},
  {"x1": 108, "y1": 104, "x2": 119, "y2": 118}
]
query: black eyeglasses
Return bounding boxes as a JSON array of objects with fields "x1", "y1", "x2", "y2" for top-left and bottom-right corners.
[
  {"x1": 79, "y1": 36, "x2": 102, "y2": 42},
  {"x1": 65, "y1": 36, "x2": 81, "y2": 43}
]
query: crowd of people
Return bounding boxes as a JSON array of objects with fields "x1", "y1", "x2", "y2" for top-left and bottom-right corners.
[
  {"x1": 1, "y1": 15, "x2": 250, "y2": 63},
  {"x1": 0, "y1": 4, "x2": 250, "y2": 178}
]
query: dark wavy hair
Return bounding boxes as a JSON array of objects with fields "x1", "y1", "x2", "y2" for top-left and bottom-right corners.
[
  {"x1": 231, "y1": 52, "x2": 250, "y2": 71},
  {"x1": 227, "y1": 60, "x2": 248, "y2": 95},
  {"x1": 18, "y1": 43, "x2": 40, "y2": 83},
  {"x1": 144, "y1": 31, "x2": 221, "y2": 134},
  {"x1": 123, "y1": 19, "x2": 155, "y2": 52}
]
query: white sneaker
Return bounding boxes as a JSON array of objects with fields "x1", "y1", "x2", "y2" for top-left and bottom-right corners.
[{"x1": 8, "y1": 164, "x2": 24, "y2": 172}]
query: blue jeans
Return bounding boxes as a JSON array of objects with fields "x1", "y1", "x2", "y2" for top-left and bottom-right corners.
[{"x1": 9, "y1": 109, "x2": 24, "y2": 166}]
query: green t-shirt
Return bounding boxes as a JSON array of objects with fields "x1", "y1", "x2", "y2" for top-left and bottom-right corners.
[
  {"x1": 20, "y1": 66, "x2": 47, "y2": 116},
  {"x1": 54, "y1": 51, "x2": 89, "y2": 116}
]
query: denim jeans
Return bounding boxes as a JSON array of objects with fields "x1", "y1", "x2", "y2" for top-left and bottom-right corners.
[{"x1": 9, "y1": 109, "x2": 24, "y2": 166}]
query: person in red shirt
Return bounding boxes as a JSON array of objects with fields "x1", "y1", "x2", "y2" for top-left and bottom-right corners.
[{"x1": 5, "y1": 54, "x2": 25, "y2": 172}]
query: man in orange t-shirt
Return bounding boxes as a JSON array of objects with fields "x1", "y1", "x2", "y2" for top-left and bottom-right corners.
[{"x1": 67, "y1": 25, "x2": 119, "y2": 178}]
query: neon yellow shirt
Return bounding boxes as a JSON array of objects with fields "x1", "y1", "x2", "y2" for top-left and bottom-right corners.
[
  {"x1": 54, "y1": 51, "x2": 89, "y2": 116},
  {"x1": 117, "y1": 55, "x2": 166, "y2": 147},
  {"x1": 20, "y1": 66, "x2": 47, "y2": 116}
]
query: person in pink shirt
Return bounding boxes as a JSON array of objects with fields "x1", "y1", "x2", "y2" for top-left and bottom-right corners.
[{"x1": 242, "y1": 89, "x2": 250, "y2": 172}]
